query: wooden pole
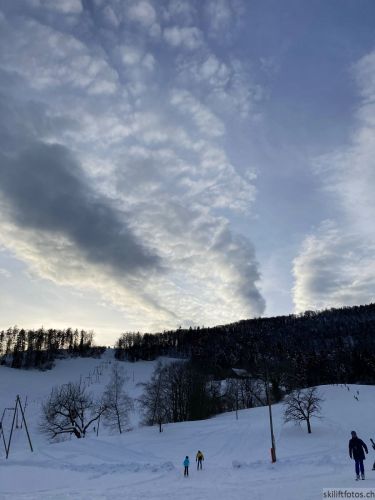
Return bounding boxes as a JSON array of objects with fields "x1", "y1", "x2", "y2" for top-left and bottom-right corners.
[
  {"x1": 6, "y1": 403, "x2": 17, "y2": 459},
  {"x1": 235, "y1": 382, "x2": 238, "y2": 420},
  {"x1": 96, "y1": 414, "x2": 100, "y2": 437},
  {"x1": 17, "y1": 396, "x2": 33, "y2": 453},
  {"x1": 265, "y1": 375, "x2": 276, "y2": 463},
  {"x1": 20, "y1": 396, "x2": 28, "y2": 429},
  {"x1": 15, "y1": 404, "x2": 19, "y2": 429},
  {"x1": 0, "y1": 416, "x2": 7, "y2": 457}
]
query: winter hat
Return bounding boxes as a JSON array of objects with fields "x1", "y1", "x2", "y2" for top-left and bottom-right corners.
[{"x1": 351, "y1": 431, "x2": 357, "y2": 437}]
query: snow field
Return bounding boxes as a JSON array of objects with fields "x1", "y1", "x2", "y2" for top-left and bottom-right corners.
[{"x1": 1, "y1": 351, "x2": 375, "y2": 499}]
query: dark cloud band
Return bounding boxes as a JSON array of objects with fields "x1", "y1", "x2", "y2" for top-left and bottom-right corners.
[{"x1": 0, "y1": 142, "x2": 160, "y2": 275}]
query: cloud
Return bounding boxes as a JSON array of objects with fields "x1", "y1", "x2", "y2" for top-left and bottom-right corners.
[
  {"x1": 198, "y1": 55, "x2": 230, "y2": 82},
  {"x1": 0, "y1": 139, "x2": 264, "y2": 328},
  {"x1": 0, "y1": 268, "x2": 11, "y2": 278},
  {"x1": 176, "y1": 54, "x2": 260, "y2": 118},
  {"x1": 128, "y1": 1, "x2": 157, "y2": 27},
  {"x1": 293, "y1": 47, "x2": 375, "y2": 313},
  {"x1": 163, "y1": 26, "x2": 204, "y2": 50},
  {"x1": 171, "y1": 89, "x2": 225, "y2": 137},
  {"x1": 102, "y1": 5, "x2": 120, "y2": 27},
  {"x1": 120, "y1": 45, "x2": 155, "y2": 71},
  {"x1": 355, "y1": 50, "x2": 375, "y2": 101},
  {"x1": 0, "y1": 142, "x2": 160, "y2": 275},
  {"x1": 0, "y1": 16, "x2": 118, "y2": 94},
  {"x1": 112, "y1": 158, "x2": 265, "y2": 323},
  {"x1": 0, "y1": 1, "x2": 265, "y2": 332},
  {"x1": 26, "y1": 0, "x2": 83, "y2": 14},
  {"x1": 205, "y1": 0, "x2": 233, "y2": 33},
  {"x1": 205, "y1": 0, "x2": 245, "y2": 40},
  {"x1": 293, "y1": 221, "x2": 375, "y2": 312},
  {"x1": 311, "y1": 49, "x2": 375, "y2": 234},
  {"x1": 161, "y1": 0, "x2": 196, "y2": 24},
  {"x1": 0, "y1": 219, "x2": 174, "y2": 328}
]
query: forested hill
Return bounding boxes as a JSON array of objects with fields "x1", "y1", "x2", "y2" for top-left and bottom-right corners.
[
  {"x1": 115, "y1": 303, "x2": 375, "y2": 390},
  {"x1": 0, "y1": 327, "x2": 104, "y2": 370}
]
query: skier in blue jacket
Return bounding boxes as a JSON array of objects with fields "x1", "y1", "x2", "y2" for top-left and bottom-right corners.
[{"x1": 183, "y1": 456, "x2": 190, "y2": 477}]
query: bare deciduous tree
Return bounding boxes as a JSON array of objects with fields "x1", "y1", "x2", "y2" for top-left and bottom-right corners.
[
  {"x1": 138, "y1": 361, "x2": 167, "y2": 432},
  {"x1": 225, "y1": 377, "x2": 265, "y2": 418},
  {"x1": 283, "y1": 387, "x2": 323, "y2": 434},
  {"x1": 40, "y1": 381, "x2": 105, "y2": 440},
  {"x1": 139, "y1": 361, "x2": 216, "y2": 428},
  {"x1": 102, "y1": 362, "x2": 133, "y2": 434}
]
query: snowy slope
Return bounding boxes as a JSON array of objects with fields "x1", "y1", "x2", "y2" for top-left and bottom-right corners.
[{"x1": 1, "y1": 351, "x2": 375, "y2": 500}]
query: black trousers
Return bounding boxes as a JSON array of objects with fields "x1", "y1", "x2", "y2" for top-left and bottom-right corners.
[
  {"x1": 197, "y1": 459, "x2": 203, "y2": 470},
  {"x1": 184, "y1": 466, "x2": 189, "y2": 476}
]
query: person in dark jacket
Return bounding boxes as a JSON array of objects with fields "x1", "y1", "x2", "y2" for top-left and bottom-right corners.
[
  {"x1": 349, "y1": 430, "x2": 368, "y2": 480},
  {"x1": 196, "y1": 450, "x2": 204, "y2": 470}
]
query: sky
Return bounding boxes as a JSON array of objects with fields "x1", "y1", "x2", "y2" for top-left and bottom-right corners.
[{"x1": 0, "y1": 0, "x2": 375, "y2": 344}]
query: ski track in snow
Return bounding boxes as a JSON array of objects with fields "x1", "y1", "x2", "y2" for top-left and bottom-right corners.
[{"x1": 1, "y1": 353, "x2": 375, "y2": 499}]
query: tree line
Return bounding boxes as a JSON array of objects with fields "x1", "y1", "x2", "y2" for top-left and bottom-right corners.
[
  {"x1": 41, "y1": 359, "x2": 269, "y2": 439},
  {"x1": 41, "y1": 358, "x2": 323, "y2": 440},
  {"x1": 0, "y1": 326, "x2": 104, "y2": 369},
  {"x1": 115, "y1": 303, "x2": 375, "y2": 394},
  {"x1": 138, "y1": 360, "x2": 267, "y2": 429}
]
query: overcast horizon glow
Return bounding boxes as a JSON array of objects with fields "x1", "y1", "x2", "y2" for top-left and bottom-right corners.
[{"x1": 0, "y1": 0, "x2": 374, "y2": 344}]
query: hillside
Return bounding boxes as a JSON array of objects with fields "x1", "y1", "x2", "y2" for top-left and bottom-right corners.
[
  {"x1": 1, "y1": 351, "x2": 375, "y2": 499},
  {"x1": 116, "y1": 303, "x2": 375, "y2": 389}
]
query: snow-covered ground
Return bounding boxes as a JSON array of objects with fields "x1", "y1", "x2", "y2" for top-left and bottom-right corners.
[{"x1": 1, "y1": 350, "x2": 375, "y2": 499}]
